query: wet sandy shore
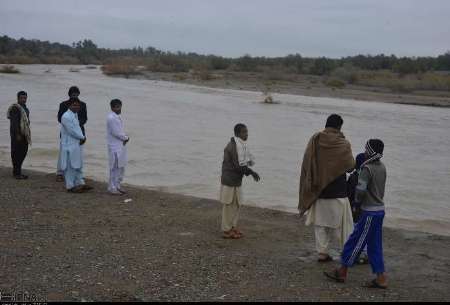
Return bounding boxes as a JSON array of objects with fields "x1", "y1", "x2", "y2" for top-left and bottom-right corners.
[
  {"x1": 1, "y1": 167, "x2": 449, "y2": 301},
  {"x1": 128, "y1": 71, "x2": 450, "y2": 108}
]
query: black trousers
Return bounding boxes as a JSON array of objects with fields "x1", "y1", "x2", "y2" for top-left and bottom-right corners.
[{"x1": 11, "y1": 139, "x2": 28, "y2": 176}]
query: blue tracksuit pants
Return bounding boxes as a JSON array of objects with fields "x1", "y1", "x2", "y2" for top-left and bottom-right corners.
[{"x1": 341, "y1": 210, "x2": 385, "y2": 274}]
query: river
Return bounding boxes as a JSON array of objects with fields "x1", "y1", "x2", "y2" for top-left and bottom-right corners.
[{"x1": 1, "y1": 65, "x2": 449, "y2": 236}]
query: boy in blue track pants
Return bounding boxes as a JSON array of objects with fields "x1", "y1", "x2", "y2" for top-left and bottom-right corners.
[{"x1": 324, "y1": 139, "x2": 388, "y2": 289}]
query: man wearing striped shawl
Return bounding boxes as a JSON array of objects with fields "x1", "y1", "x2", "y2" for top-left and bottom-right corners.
[{"x1": 7, "y1": 91, "x2": 31, "y2": 179}]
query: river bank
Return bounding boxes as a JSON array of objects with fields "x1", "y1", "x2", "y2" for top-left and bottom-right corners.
[
  {"x1": 1, "y1": 167, "x2": 449, "y2": 301},
  {"x1": 120, "y1": 70, "x2": 450, "y2": 108}
]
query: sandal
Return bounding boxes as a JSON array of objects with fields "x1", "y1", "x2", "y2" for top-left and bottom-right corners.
[
  {"x1": 56, "y1": 175, "x2": 64, "y2": 182},
  {"x1": 365, "y1": 279, "x2": 387, "y2": 289},
  {"x1": 232, "y1": 228, "x2": 243, "y2": 237},
  {"x1": 68, "y1": 186, "x2": 84, "y2": 193},
  {"x1": 223, "y1": 231, "x2": 241, "y2": 239},
  {"x1": 15, "y1": 174, "x2": 28, "y2": 180},
  {"x1": 324, "y1": 269, "x2": 346, "y2": 283},
  {"x1": 81, "y1": 184, "x2": 93, "y2": 191},
  {"x1": 318, "y1": 254, "x2": 334, "y2": 263}
]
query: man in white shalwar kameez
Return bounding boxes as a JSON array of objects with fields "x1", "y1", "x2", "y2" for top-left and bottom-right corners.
[
  {"x1": 299, "y1": 114, "x2": 355, "y2": 262},
  {"x1": 60, "y1": 98, "x2": 92, "y2": 193},
  {"x1": 107, "y1": 99, "x2": 129, "y2": 195}
]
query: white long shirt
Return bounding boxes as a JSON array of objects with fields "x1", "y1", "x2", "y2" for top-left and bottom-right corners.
[
  {"x1": 106, "y1": 111, "x2": 128, "y2": 168},
  {"x1": 60, "y1": 110, "x2": 85, "y2": 169}
]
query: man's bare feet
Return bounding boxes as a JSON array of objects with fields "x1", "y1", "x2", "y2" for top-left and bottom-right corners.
[{"x1": 231, "y1": 227, "x2": 243, "y2": 237}]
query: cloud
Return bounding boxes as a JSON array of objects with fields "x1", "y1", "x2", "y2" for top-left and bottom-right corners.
[{"x1": 1, "y1": 0, "x2": 449, "y2": 57}]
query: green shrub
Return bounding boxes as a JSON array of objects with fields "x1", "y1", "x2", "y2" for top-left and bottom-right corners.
[
  {"x1": 236, "y1": 55, "x2": 258, "y2": 72},
  {"x1": 209, "y1": 56, "x2": 231, "y2": 70},
  {"x1": 332, "y1": 65, "x2": 360, "y2": 84},
  {"x1": 325, "y1": 78, "x2": 346, "y2": 89}
]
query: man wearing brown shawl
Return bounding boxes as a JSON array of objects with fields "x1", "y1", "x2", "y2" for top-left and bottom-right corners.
[{"x1": 299, "y1": 114, "x2": 355, "y2": 262}]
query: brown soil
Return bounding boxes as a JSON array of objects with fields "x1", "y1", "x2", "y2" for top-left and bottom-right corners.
[{"x1": 1, "y1": 167, "x2": 449, "y2": 301}]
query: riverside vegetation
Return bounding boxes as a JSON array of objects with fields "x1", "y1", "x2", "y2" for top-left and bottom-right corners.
[{"x1": 1, "y1": 35, "x2": 450, "y2": 100}]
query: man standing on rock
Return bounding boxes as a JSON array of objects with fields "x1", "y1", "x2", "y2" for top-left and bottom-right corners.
[
  {"x1": 56, "y1": 86, "x2": 88, "y2": 182},
  {"x1": 299, "y1": 114, "x2": 355, "y2": 262},
  {"x1": 107, "y1": 99, "x2": 130, "y2": 195},
  {"x1": 60, "y1": 98, "x2": 92, "y2": 193},
  {"x1": 220, "y1": 123, "x2": 260, "y2": 239},
  {"x1": 7, "y1": 91, "x2": 31, "y2": 179}
]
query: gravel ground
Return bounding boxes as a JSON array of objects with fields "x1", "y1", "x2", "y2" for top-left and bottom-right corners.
[{"x1": 1, "y1": 167, "x2": 449, "y2": 302}]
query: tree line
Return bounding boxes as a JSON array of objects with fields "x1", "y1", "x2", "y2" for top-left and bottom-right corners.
[{"x1": 1, "y1": 35, "x2": 449, "y2": 75}]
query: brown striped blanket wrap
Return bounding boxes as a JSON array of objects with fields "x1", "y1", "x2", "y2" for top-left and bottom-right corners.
[{"x1": 298, "y1": 128, "x2": 355, "y2": 215}]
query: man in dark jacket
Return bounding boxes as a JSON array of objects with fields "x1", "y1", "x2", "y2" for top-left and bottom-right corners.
[
  {"x1": 56, "y1": 86, "x2": 87, "y2": 181},
  {"x1": 7, "y1": 91, "x2": 31, "y2": 179},
  {"x1": 220, "y1": 123, "x2": 260, "y2": 239}
]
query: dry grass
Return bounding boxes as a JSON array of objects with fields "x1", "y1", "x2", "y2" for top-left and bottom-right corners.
[
  {"x1": 325, "y1": 78, "x2": 346, "y2": 89},
  {"x1": 173, "y1": 74, "x2": 188, "y2": 81},
  {"x1": 353, "y1": 70, "x2": 450, "y2": 93},
  {"x1": 101, "y1": 61, "x2": 141, "y2": 78},
  {"x1": 0, "y1": 65, "x2": 20, "y2": 74},
  {"x1": 192, "y1": 69, "x2": 215, "y2": 81}
]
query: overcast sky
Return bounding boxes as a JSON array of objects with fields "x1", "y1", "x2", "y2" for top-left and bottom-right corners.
[{"x1": 1, "y1": 0, "x2": 449, "y2": 58}]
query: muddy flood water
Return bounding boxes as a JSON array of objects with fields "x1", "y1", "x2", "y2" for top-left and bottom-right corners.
[{"x1": 1, "y1": 65, "x2": 449, "y2": 236}]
